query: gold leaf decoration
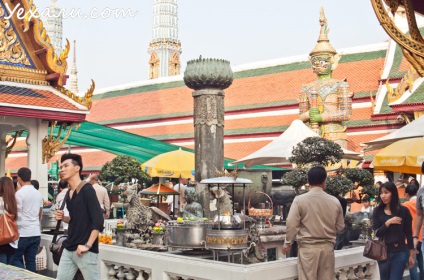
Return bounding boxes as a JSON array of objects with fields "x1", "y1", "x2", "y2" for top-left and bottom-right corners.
[{"x1": 0, "y1": 4, "x2": 31, "y2": 66}]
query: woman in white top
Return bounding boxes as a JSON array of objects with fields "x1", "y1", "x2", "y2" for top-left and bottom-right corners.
[
  {"x1": 0, "y1": 176, "x2": 19, "y2": 264},
  {"x1": 54, "y1": 180, "x2": 69, "y2": 232}
]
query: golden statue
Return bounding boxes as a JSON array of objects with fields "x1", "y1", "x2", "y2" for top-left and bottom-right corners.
[{"x1": 299, "y1": 7, "x2": 353, "y2": 149}]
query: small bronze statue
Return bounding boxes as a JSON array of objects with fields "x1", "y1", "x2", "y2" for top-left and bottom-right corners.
[{"x1": 181, "y1": 187, "x2": 203, "y2": 219}]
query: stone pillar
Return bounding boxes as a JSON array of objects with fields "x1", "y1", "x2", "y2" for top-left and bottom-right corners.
[
  {"x1": 184, "y1": 57, "x2": 233, "y2": 218},
  {"x1": 0, "y1": 117, "x2": 49, "y2": 199},
  {"x1": 26, "y1": 119, "x2": 49, "y2": 200}
]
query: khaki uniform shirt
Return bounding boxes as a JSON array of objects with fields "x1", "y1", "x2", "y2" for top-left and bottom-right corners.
[
  {"x1": 285, "y1": 187, "x2": 345, "y2": 245},
  {"x1": 93, "y1": 183, "x2": 110, "y2": 212}
]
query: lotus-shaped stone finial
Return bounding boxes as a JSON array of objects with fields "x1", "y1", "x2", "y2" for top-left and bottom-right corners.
[{"x1": 184, "y1": 56, "x2": 233, "y2": 90}]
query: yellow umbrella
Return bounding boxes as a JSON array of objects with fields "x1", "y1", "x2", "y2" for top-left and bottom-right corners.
[
  {"x1": 373, "y1": 138, "x2": 424, "y2": 174},
  {"x1": 141, "y1": 148, "x2": 195, "y2": 178}
]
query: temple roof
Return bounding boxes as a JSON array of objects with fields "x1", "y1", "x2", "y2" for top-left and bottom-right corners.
[
  {"x1": 0, "y1": 0, "x2": 93, "y2": 121},
  {"x1": 0, "y1": 81, "x2": 89, "y2": 121},
  {"x1": 90, "y1": 43, "x2": 387, "y2": 124}
]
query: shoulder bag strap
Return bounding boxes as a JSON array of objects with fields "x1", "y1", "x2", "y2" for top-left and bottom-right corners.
[
  {"x1": 76, "y1": 181, "x2": 86, "y2": 193},
  {"x1": 52, "y1": 189, "x2": 70, "y2": 243}
]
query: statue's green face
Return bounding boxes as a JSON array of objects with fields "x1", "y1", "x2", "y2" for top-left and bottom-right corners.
[
  {"x1": 185, "y1": 188, "x2": 196, "y2": 203},
  {"x1": 310, "y1": 54, "x2": 332, "y2": 75}
]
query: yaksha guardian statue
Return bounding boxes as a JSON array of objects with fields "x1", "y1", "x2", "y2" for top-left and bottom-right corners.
[{"x1": 299, "y1": 8, "x2": 353, "y2": 149}]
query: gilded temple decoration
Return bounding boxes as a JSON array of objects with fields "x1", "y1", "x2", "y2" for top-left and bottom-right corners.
[
  {"x1": 169, "y1": 51, "x2": 180, "y2": 76},
  {"x1": 299, "y1": 8, "x2": 353, "y2": 149},
  {"x1": 386, "y1": 67, "x2": 419, "y2": 103},
  {"x1": 370, "y1": 92, "x2": 376, "y2": 114},
  {"x1": 56, "y1": 79, "x2": 95, "y2": 109},
  {"x1": 5, "y1": 130, "x2": 23, "y2": 158},
  {"x1": 215, "y1": 167, "x2": 238, "y2": 179},
  {"x1": 371, "y1": 0, "x2": 424, "y2": 76},
  {"x1": 19, "y1": 0, "x2": 70, "y2": 85},
  {"x1": 0, "y1": 0, "x2": 70, "y2": 85},
  {"x1": 42, "y1": 121, "x2": 80, "y2": 164},
  {"x1": 149, "y1": 39, "x2": 181, "y2": 49},
  {"x1": 149, "y1": 52, "x2": 159, "y2": 79},
  {"x1": 0, "y1": 5, "x2": 32, "y2": 67}
]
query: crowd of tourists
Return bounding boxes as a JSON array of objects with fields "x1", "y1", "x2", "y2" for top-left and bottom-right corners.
[
  {"x1": 0, "y1": 153, "x2": 106, "y2": 279},
  {"x1": 1, "y1": 156, "x2": 424, "y2": 280},
  {"x1": 284, "y1": 162, "x2": 424, "y2": 280}
]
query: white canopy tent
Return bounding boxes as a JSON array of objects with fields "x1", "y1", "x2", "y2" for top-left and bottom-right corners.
[
  {"x1": 362, "y1": 115, "x2": 424, "y2": 152},
  {"x1": 230, "y1": 119, "x2": 362, "y2": 168}
]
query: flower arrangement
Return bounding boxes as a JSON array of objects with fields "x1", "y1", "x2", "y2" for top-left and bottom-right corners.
[
  {"x1": 116, "y1": 218, "x2": 126, "y2": 229},
  {"x1": 152, "y1": 219, "x2": 166, "y2": 234}
]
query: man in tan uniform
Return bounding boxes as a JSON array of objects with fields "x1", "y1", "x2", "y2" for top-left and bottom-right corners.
[
  {"x1": 89, "y1": 175, "x2": 110, "y2": 219},
  {"x1": 283, "y1": 166, "x2": 345, "y2": 280}
]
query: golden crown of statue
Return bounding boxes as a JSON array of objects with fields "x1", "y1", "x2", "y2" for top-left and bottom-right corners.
[
  {"x1": 309, "y1": 7, "x2": 337, "y2": 57},
  {"x1": 215, "y1": 167, "x2": 238, "y2": 179}
]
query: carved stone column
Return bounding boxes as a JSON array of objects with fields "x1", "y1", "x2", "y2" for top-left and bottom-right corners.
[{"x1": 184, "y1": 57, "x2": 233, "y2": 218}]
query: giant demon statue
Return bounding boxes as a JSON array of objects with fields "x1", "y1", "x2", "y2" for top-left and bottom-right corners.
[{"x1": 299, "y1": 7, "x2": 353, "y2": 149}]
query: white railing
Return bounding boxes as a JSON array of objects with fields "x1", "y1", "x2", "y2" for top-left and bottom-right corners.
[{"x1": 98, "y1": 245, "x2": 379, "y2": 280}]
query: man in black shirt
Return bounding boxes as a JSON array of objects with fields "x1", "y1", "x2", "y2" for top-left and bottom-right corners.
[{"x1": 55, "y1": 153, "x2": 104, "y2": 280}]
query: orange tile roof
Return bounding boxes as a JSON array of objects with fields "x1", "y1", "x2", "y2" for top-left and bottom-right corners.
[
  {"x1": 5, "y1": 131, "x2": 389, "y2": 172},
  {"x1": 224, "y1": 140, "x2": 272, "y2": 160},
  {"x1": 121, "y1": 106, "x2": 373, "y2": 139},
  {"x1": 351, "y1": 107, "x2": 374, "y2": 121},
  {"x1": 398, "y1": 57, "x2": 412, "y2": 73},
  {"x1": 88, "y1": 87, "x2": 193, "y2": 123},
  {"x1": 347, "y1": 133, "x2": 389, "y2": 153},
  {"x1": 88, "y1": 58, "x2": 384, "y2": 124},
  {"x1": 123, "y1": 115, "x2": 300, "y2": 137},
  {"x1": 0, "y1": 83, "x2": 86, "y2": 112}
]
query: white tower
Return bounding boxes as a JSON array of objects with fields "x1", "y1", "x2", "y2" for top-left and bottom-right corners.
[
  {"x1": 43, "y1": 0, "x2": 63, "y2": 55},
  {"x1": 68, "y1": 40, "x2": 79, "y2": 94},
  {"x1": 148, "y1": 0, "x2": 182, "y2": 79}
]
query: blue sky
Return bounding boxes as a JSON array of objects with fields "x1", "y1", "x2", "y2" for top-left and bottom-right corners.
[{"x1": 34, "y1": 0, "x2": 388, "y2": 91}]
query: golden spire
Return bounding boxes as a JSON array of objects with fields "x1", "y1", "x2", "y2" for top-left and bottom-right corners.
[{"x1": 309, "y1": 7, "x2": 337, "y2": 57}]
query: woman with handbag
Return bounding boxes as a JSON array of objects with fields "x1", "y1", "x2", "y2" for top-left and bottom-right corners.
[
  {"x1": 373, "y1": 182, "x2": 415, "y2": 279},
  {"x1": 0, "y1": 176, "x2": 19, "y2": 264}
]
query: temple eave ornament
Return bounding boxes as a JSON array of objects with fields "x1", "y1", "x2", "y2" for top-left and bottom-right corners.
[
  {"x1": 19, "y1": 1, "x2": 70, "y2": 85},
  {"x1": 371, "y1": 0, "x2": 424, "y2": 77},
  {"x1": 0, "y1": 64, "x2": 49, "y2": 85},
  {"x1": 56, "y1": 79, "x2": 95, "y2": 109},
  {"x1": 42, "y1": 121, "x2": 80, "y2": 164},
  {"x1": 386, "y1": 67, "x2": 419, "y2": 103},
  {"x1": 5, "y1": 130, "x2": 24, "y2": 158}
]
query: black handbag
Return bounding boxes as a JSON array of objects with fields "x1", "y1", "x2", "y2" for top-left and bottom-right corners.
[{"x1": 49, "y1": 189, "x2": 69, "y2": 266}]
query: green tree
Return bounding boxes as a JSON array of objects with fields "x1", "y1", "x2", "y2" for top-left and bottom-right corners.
[
  {"x1": 281, "y1": 137, "x2": 343, "y2": 189},
  {"x1": 99, "y1": 155, "x2": 151, "y2": 185},
  {"x1": 344, "y1": 168, "x2": 374, "y2": 187},
  {"x1": 325, "y1": 174, "x2": 354, "y2": 197},
  {"x1": 281, "y1": 168, "x2": 308, "y2": 189},
  {"x1": 289, "y1": 136, "x2": 343, "y2": 167},
  {"x1": 344, "y1": 168, "x2": 377, "y2": 200}
]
